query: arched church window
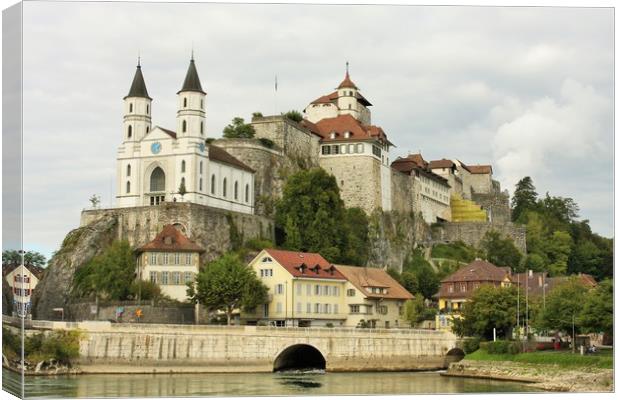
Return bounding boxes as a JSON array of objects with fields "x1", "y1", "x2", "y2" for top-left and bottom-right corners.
[
  {"x1": 200, "y1": 122, "x2": 204, "y2": 135},
  {"x1": 234, "y1": 181, "x2": 239, "y2": 200},
  {"x1": 182, "y1": 120, "x2": 187, "y2": 133},
  {"x1": 245, "y1": 184, "x2": 250, "y2": 203},
  {"x1": 181, "y1": 160, "x2": 186, "y2": 173},
  {"x1": 200, "y1": 161, "x2": 203, "y2": 174},
  {"x1": 199, "y1": 178, "x2": 203, "y2": 191},
  {"x1": 128, "y1": 125, "x2": 132, "y2": 139},
  {"x1": 211, "y1": 174, "x2": 216, "y2": 195},
  {"x1": 183, "y1": 97, "x2": 187, "y2": 108},
  {"x1": 222, "y1": 178, "x2": 228, "y2": 198},
  {"x1": 146, "y1": 104, "x2": 149, "y2": 114},
  {"x1": 200, "y1": 99, "x2": 204, "y2": 109},
  {"x1": 126, "y1": 164, "x2": 131, "y2": 177},
  {"x1": 146, "y1": 126, "x2": 150, "y2": 133},
  {"x1": 129, "y1": 103, "x2": 133, "y2": 113},
  {"x1": 150, "y1": 167, "x2": 165, "y2": 192},
  {"x1": 126, "y1": 181, "x2": 131, "y2": 193},
  {"x1": 181, "y1": 177, "x2": 186, "y2": 188}
]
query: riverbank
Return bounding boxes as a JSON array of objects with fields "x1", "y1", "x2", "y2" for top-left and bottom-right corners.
[{"x1": 444, "y1": 358, "x2": 613, "y2": 392}]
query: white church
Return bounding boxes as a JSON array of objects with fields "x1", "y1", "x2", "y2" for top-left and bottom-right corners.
[{"x1": 116, "y1": 58, "x2": 255, "y2": 214}]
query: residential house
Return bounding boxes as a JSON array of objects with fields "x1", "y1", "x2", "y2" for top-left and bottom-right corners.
[{"x1": 3, "y1": 263, "x2": 45, "y2": 318}]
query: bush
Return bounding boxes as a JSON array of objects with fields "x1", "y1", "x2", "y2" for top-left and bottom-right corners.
[
  {"x1": 244, "y1": 238, "x2": 275, "y2": 251},
  {"x1": 258, "y1": 138, "x2": 275, "y2": 149},
  {"x1": 463, "y1": 337, "x2": 481, "y2": 354},
  {"x1": 481, "y1": 340, "x2": 521, "y2": 355},
  {"x1": 2, "y1": 328, "x2": 20, "y2": 358}
]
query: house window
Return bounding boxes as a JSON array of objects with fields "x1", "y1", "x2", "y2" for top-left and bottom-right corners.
[
  {"x1": 262, "y1": 257, "x2": 272, "y2": 263},
  {"x1": 127, "y1": 125, "x2": 132, "y2": 139},
  {"x1": 347, "y1": 289, "x2": 355, "y2": 297},
  {"x1": 172, "y1": 272, "x2": 181, "y2": 285},
  {"x1": 245, "y1": 184, "x2": 250, "y2": 203},
  {"x1": 150, "y1": 253, "x2": 157, "y2": 264},
  {"x1": 181, "y1": 160, "x2": 186, "y2": 173},
  {"x1": 307, "y1": 303, "x2": 312, "y2": 313},
  {"x1": 315, "y1": 285, "x2": 320, "y2": 295},
  {"x1": 344, "y1": 131, "x2": 350, "y2": 138},
  {"x1": 174, "y1": 253, "x2": 180, "y2": 265},
  {"x1": 276, "y1": 302, "x2": 283, "y2": 313},
  {"x1": 161, "y1": 271, "x2": 169, "y2": 285},
  {"x1": 333, "y1": 287, "x2": 339, "y2": 296},
  {"x1": 126, "y1": 181, "x2": 131, "y2": 193},
  {"x1": 460, "y1": 283, "x2": 466, "y2": 292},
  {"x1": 184, "y1": 271, "x2": 193, "y2": 283},
  {"x1": 322, "y1": 145, "x2": 331, "y2": 155},
  {"x1": 234, "y1": 181, "x2": 239, "y2": 200},
  {"x1": 296, "y1": 283, "x2": 302, "y2": 296},
  {"x1": 275, "y1": 284, "x2": 284, "y2": 294},
  {"x1": 348, "y1": 144, "x2": 354, "y2": 153},
  {"x1": 149, "y1": 271, "x2": 157, "y2": 283},
  {"x1": 182, "y1": 120, "x2": 187, "y2": 133},
  {"x1": 315, "y1": 303, "x2": 321, "y2": 313},
  {"x1": 378, "y1": 305, "x2": 388, "y2": 315},
  {"x1": 331, "y1": 145, "x2": 340, "y2": 154},
  {"x1": 350, "y1": 305, "x2": 360, "y2": 313},
  {"x1": 163, "y1": 253, "x2": 169, "y2": 265},
  {"x1": 325, "y1": 304, "x2": 331, "y2": 314},
  {"x1": 296, "y1": 302, "x2": 302, "y2": 313},
  {"x1": 211, "y1": 175, "x2": 216, "y2": 194},
  {"x1": 222, "y1": 178, "x2": 227, "y2": 197},
  {"x1": 334, "y1": 304, "x2": 339, "y2": 314},
  {"x1": 324, "y1": 285, "x2": 330, "y2": 296},
  {"x1": 306, "y1": 284, "x2": 311, "y2": 296},
  {"x1": 448, "y1": 284, "x2": 454, "y2": 293},
  {"x1": 127, "y1": 164, "x2": 131, "y2": 177},
  {"x1": 185, "y1": 253, "x2": 192, "y2": 264}
]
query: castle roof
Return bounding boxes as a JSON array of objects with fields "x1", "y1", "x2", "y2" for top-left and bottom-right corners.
[
  {"x1": 178, "y1": 58, "x2": 205, "y2": 94},
  {"x1": 137, "y1": 224, "x2": 205, "y2": 253},
  {"x1": 429, "y1": 159, "x2": 456, "y2": 169},
  {"x1": 335, "y1": 265, "x2": 414, "y2": 300},
  {"x1": 301, "y1": 114, "x2": 390, "y2": 145},
  {"x1": 309, "y1": 90, "x2": 372, "y2": 107},
  {"x1": 467, "y1": 164, "x2": 493, "y2": 174},
  {"x1": 262, "y1": 249, "x2": 346, "y2": 280},
  {"x1": 125, "y1": 64, "x2": 152, "y2": 100},
  {"x1": 337, "y1": 71, "x2": 358, "y2": 89},
  {"x1": 391, "y1": 154, "x2": 450, "y2": 185}
]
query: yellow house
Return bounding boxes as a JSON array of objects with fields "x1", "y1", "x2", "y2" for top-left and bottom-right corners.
[
  {"x1": 242, "y1": 249, "x2": 348, "y2": 327},
  {"x1": 335, "y1": 265, "x2": 414, "y2": 328},
  {"x1": 436, "y1": 259, "x2": 512, "y2": 331}
]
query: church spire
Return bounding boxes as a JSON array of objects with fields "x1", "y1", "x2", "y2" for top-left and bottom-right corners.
[
  {"x1": 178, "y1": 57, "x2": 205, "y2": 94},
  {"x1": 125, "y1": 62, "x2": 151, "y2": 100},
  {"x1": 337, "y1": 61, "x2": 358, "y2": 90}
]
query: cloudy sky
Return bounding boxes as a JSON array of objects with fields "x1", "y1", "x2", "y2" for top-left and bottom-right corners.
[{"x1": 17, "y1": 2, "x2": 613, "y2": 259}]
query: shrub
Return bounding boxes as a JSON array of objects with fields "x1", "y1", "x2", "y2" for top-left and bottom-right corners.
[
  {"x1": 258, "y1": 138, "x2": 275, "y2": 149},
  {"x1": 481, "y1": 340, "x2": 521, "y2": 354},
  {"x1": 2, "y1": 328, "x2": 20, "y2": 358},
  {"x1": 244, "y1": 237, "x2": 274, "y2": 251},
  {"x1": 463, "y1": 337, "x2": 481, "y2": 354}
]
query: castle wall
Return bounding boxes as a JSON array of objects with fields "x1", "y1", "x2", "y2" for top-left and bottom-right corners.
[
  {"x1": 469, "y1": 173, "x2": 493, "y2": 194},
  {"x1": 390, "y1": 170, "x2": 414, "y2": 213},
  {"x1": 432, "y1": 221, "x2": 526, "y2": 253},
  {"x1": 472, "y1": 191, "x2": 511, "y2": 224}
]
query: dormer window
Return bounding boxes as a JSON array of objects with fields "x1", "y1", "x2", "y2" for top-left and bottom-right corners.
[
  {"x1": 344, "y1": 131, "x2": 351, "y2": 139},
  {"x1": 330, "y1": 132, "x2": 337, "y2": 139},
  {"x1": 261, "y1": 257, "x2": 272, "y2": 263},
  {"x1": 164, "y1": 236, "x2": 173, "y2": 245}
]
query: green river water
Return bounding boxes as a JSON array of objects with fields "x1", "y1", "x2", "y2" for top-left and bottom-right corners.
[{"x1": 3, "y1": 368, "x2": 540, "y2": 398}]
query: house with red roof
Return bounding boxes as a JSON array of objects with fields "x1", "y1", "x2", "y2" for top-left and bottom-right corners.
[{"x1": 135, "y1": 224, "x2": 205, "y2": 301}]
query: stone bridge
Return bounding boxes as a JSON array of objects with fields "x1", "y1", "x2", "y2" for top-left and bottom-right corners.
[{"x1": 11, "y1": 319, "x2": 464, "y2": 373}]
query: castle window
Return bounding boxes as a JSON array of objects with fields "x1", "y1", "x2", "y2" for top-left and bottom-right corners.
[
  {"x1": 222, "y1": 178, "x2": 228, "y2": 197},
  {"x1": 127, "y1": 125, "x2": 132, "y2": 139},
  {"x1": 146, "y1": 104, "x2": 149, "y2": 114},
  {"x1": 199, "y1": 178, "x2": 203, "y2": 191},
  {"x1": 200, "y1": 122, "x2": 204, "y2": 135},
  {"x1": 321, "y1": 145, "x2": 331, "y2": 155},
  {"x1": 211, "y1": 175, "x2": 216, "y2": 194},
  {"x1": 245, "y1": 184, "x2": 250, "y2": 203},
  {"x1": 150, "y1": 167, "x2": 165, "y2": 192},
  {"x1": 182, "y1": 120, "x2": 187, "y2": 133},
  {"x1": 356, "y1": 144, "x2": 363, "y2": 153},
  {"x1": 344, "y1": 131, "x2": 350, "y2": 139},
  {"x1": 181, "y1": 160, "x2": 186, "y2": 173},
  {"x1": 183, "y1": 97, "x2": 187, "y2": 107},
  {"x1": 126, "y1": 181, "x2": 130, "y2": 193},
  {"x1": 331, "y1": 145, "x2": 340, "y2": 154},
  {"x1": 126, "y1": 164, "x2": 131, "y2": 177},
  {"x1": 129, "y1": 103, "x2": 133, "y2": 113}
]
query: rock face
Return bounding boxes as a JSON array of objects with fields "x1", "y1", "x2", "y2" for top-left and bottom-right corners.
[
  {"x1": 2, "y1": 276, "x2": 14, "y2": 315},
  {"x1": 32, "y1": 214, "x2": 119, "y2": 320}
]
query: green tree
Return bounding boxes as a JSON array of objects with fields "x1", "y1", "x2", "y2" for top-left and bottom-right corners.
[
  {"x1": 190, "y1": 253, "x2": 268, "y2": 325},
  {"x1": 342, "y1": 208, "x2": 370, "y2": 265},
  {"x1": 578, "y1": 279, "x2": 612, "y2": 336},
  {"x1": 545, "y1": 231, "x2": 573, "y2": 276},
  {"x1": 533, "y1": 277, "x2": 588, "y2": 334},
  {"x1": 480, "y1": 231, "x2": 523, "y2": 271},
  {"x1": 276, "y1": 168, "x2": 352, "y2": 263},
  {"x1": 2, "y1": 250, "x2": 47, "y2": 268},
  {"x1": 401, "y1": 294, "x2": 427, "y2": 327},
  {"x1": 282, "y1": 110, "x2": 303, "y2": 123},
  {"x1": 178, "y1": 180, "x2": 187, "y2": 198},
  {"x1": 222, "y1": 117, "x2": 256, "y2": 139},
  {"x1": 452, "y1": 285, "x2": 524, "y2": 340},
  {"x1": 71, "y1": 241, "x2": 135, "y2": 301},
  {"x1": 400, "y1": 271, "x2": 419, "y2": 296},
  {"x1": 511, "y1": 176, "x2": 538, "y2": 222}
]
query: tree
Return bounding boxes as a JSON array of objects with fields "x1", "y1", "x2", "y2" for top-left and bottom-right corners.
[
  {"x1": 533, "y1": 277, "x2": 588, "y2": 334},
  {"x1": 2, "y1": 250, "x2": 47, "y2": 268},
  {"x1": 545, "y1": 231, "x2": 573, "y2": 276},
  {"x1": 178, "y1": 180, "x2": 187, "y2": 199},
  {"x1": 401, "y1": 250, "x2": 439, "y2": 299},
  {"x1": 400, "y1": 271, "x2": 419, "y2": 296},
  {"x1": 342, "y1": 208, "x2": 370, "y2": 265},
  {"x1": 71, "y1": 241, "x2": 135, "y2": 301},
  {"x1": 252, "y1": 112, "x2": 263, "y2": 119},
  {"x1": 282, "y1": 110, "x2": 303, "y2": 123},
  {"x1": 480, "y1": 231, "x2": 523, "y2": 271},
  {"x1": 276, "y1": 168, "x2": 354, "y2": 263},
  {"x1": 89, "y1": 194, "x2": 101, "y2": 209},
  {"x1": 401, "y1": 294, "x2": 427, "y2": 327},
  {"x1": 222, "y1": 117, "x2": 256, "y2": 139},
  {"x1": 190, "y1": 253, "x2": 268, "y2": 325},
  {"x1": 511, "y1": 176, "x2": 538, "y2": 222},
  {"x1": 578, "y1": 279, "x2": 612, "y2": 336},
  {"x1": 452, "y1": 285, "x2": 524, "y2": 340}
]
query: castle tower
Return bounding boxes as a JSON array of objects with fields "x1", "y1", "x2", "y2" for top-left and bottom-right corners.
[
  {"x1": 176, "y1": 57, "x2": 206, "y2": 138},
  {"x1": 336, "y1": 62, "x2": 360, "y2": 120},
  {"x1": 123, "y1": 59, "x2": 152, "y2": 143}
]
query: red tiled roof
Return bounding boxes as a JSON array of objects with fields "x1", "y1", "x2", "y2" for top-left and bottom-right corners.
[
  {"x1": 441, "y1": 260, "x2": 511, "y2": 284},
  {"x1": 429, "y1": 159, "x2": 456, "y2": 169},
  {"x1": 513, "y1": 272, "x2": 597, "y2": 298},
  {"x1": 310, "y1": 91, "x2": 338, "y2": 105},
  {"x1": 264, "y1": 249, "x2": 346, "y2": 280},
  {"x1": 305, "y1": 114, "x2": 390, "y2": 145},
  {"x1": 467, "y1": 165, "x2": 493, "y2": 174},
  {"x1": 337, "y1": 72, "x2": 358, "y2": 89},
  {"x1": 335, "y1": 265, "x2": 414, "y2": 300},
  {"x1": 2, "y1": 263, "x2": 45, "y2": 279},
  {"x1": 391, "y1": 154, "x2": 449, "y2": 185},
  {"x1": 137, "y1": 225, "x2": 205, "y2": 253},
  {"x1": 208, "y1": 145, "x2": 255, "y2": 173}
]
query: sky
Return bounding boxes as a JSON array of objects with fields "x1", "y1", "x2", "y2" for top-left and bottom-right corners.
[{"x1": 15, "y1": 2, "x2": 614, "y2": 260}]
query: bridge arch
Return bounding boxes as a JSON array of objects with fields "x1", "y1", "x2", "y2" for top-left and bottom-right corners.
[
  {"x1": 445, "y1": 347, "x2": 465, "y2": 366},
  {"x1": 273, "y1": 344, "x2": 326, "y2": 372}
]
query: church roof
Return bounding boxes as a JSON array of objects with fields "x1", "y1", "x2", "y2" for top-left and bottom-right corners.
[
  {"x1": 209, "y1": 145, "x2": 255, "y2": 173},
  {"x1": 125, "y1": 64, "x2": 151, "y2": 100},
  {"x1": 158, "y1": 127, "x2": 177, "y2": 139},
  {"x1": 137, "y1": 224, "x2": 204, "y2": 253},
  {"x1": 337, "y1": 72, "x2": 358, "y2": 89},
  {"x1": 178, "y1": 58, "x2": 205, "y2": 94},
  {"x1": 300, "y1": 114, "x2": 390, "y2": 145}
]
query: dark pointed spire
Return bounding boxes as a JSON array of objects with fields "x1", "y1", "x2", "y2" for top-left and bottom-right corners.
[
  {"x1": 178, "y1": 57, "x2": 205, "y2": 94},
  {"x1": 125, "y1": 61, "x2": 151, "y2": 100}
]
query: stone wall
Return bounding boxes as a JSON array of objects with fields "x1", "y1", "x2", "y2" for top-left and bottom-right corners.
[
  {"x1": 472, "y1": 191, "x2": 511, "y2": 224},
  {"x1": 390, "y1": 170, "x2": 414, "y2": 213},
  {"x1": 432, "y1": 221, "x2": 526, "y2": 253},
  {"x1": 67, "y1": 302, "x2": 200, "y2": 324}
]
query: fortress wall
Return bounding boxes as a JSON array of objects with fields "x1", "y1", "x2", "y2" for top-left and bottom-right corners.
[
  {"x1": 433, "y1": 221, "x2": 526, "y2": 253},
  {"x1": 472, "y1": 191, "x2": 512, "y2": 224},
  {"x1": 390, "y1": 170, "x2": 414, "y2": 213}
]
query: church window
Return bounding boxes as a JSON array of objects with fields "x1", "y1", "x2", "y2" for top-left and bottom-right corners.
[
  {"x1": 182, "y1": 120, "x2": 187, "y2": 133},
  {"x1": 146, "y1": 126, "x2": 150, "y2": 133},
  {"x1": 222, "y1": 178, "x2": 228, "y2": 198},
  {"x1": 200, "y1": 99, "x2": 204, "y2": 109},
  {"x1": 245, "y1": 184, "x2": 250, "y2": 203},
  {"x1": 199, "y1": 178, "x2": 203, "y2": 191},
  {"x1": 234, "y1": 181, "x2": 239, "y2": 200},
  {"x1": 181, "y1": 177, "x2": 186, "y2": 189},
  {"x1": 200, "y1": 122, "x2": 204, "y2": 135},
  {"x1": 126, "y1": 181, "x2": 130, "y2": 193},
  {"x1": 183, "y1": 97, "x2": 187, "y2": 107},
  {"x1": 126, "y1": 164, "x2": 131, "y2": 177},
  {"x1": 146, "y1": 104, "x2": 149, "y2": 114},
  {"x1": 211, "y1": 175, "x2": 216, "y2": 194},
  {"x1": 181, "y1": 160, "x2": 186, "y2": 173},
  {"x1": 348, "y1": 104, "x2": 351, "y2": 109},
  {"x1": 129, "y1": 103, "x2": 133, "y2": 113},
  {"x1": 150, "y1": 167, "x2": 165, "y2": 192},
  {"x1": 200, "y1": 161, "x2": 203, "y2": 174},
  {"x1": 127, "y1": 125, "x2": 132, "y2": 139}
]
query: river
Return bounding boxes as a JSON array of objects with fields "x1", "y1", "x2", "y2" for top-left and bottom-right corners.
[{"x1": 3, "y1": 369, "x2": 540, "y2": 398}]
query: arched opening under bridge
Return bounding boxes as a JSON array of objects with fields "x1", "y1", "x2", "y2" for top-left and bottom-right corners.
[{"x1": 273, "y1": 344, "x2": 326, "y2": 372}]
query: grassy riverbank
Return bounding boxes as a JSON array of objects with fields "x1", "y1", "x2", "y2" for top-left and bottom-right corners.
[{"x1": 464, "y1": 348, "x2": 613, "y2": 369}]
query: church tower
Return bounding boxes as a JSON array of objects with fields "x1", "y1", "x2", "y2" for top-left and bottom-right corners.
[
  {"x1": 123, "y1": 60, "x2": 152, "y2": 143},
  {"x1": 177, "y1": 57, "x2": 206, "y2": 138}
]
